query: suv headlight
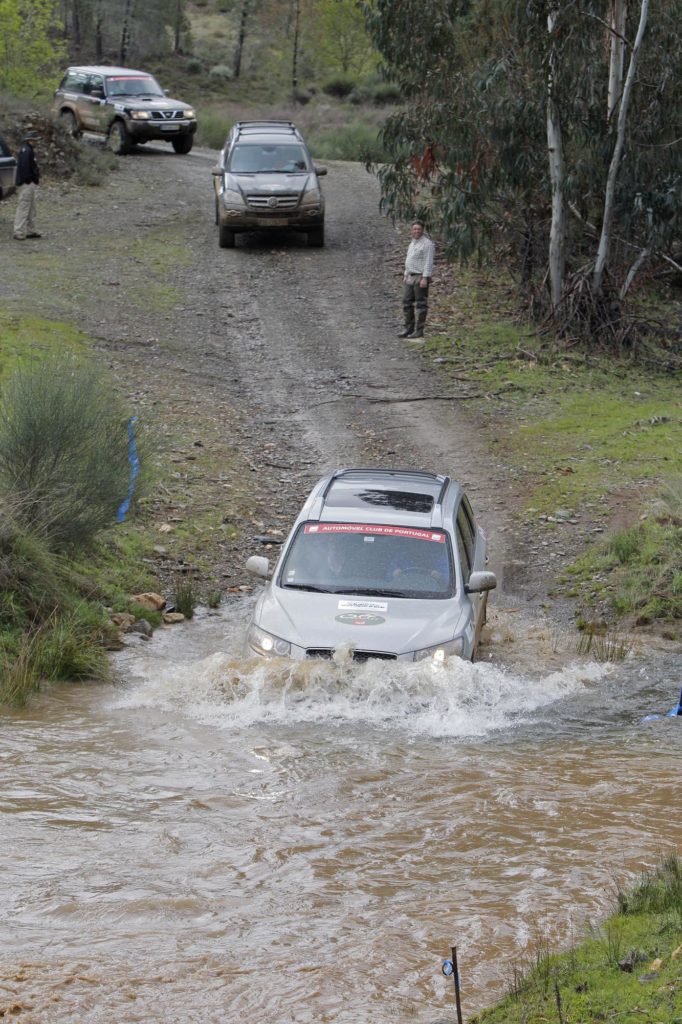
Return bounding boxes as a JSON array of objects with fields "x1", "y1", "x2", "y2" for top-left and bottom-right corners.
[
  {"x1": 248, "y1": 624, "x2": 291, "y2": 658},
  {"x1": 413, "y1": 637, "x2": 464, "y2": 664},
  {"x1": 130, "y1": 110, "x2": 151, "y2": 120},
  {"x1": 183, "y1": 108, "x2": 195, "y2": 119}
]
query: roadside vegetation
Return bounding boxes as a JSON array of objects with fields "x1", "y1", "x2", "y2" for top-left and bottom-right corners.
[
  {"x1": 472, "y1": 854, "x2": 682, "y2": 1024},
  {"x1": 0, "y1": 352, "x2": 155, "y2": 706}
]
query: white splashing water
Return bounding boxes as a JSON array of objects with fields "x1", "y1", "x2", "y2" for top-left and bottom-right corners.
[{"x1": 112, "y1": 601, "x2": 609, "y2": 738}]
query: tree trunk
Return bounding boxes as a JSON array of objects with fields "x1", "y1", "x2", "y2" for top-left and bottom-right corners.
[
  {"x1": 233, "y1": 1, "x2": 249, "y2": 79},
  {"x1": 174, "y1": 0, "x2": 183, "y2": 54},
  {"x1": 607, "y1": 0, "x2": 627, "y2": 121},
  {"x1": 71, "y1": 0, "x2": 81, "y2": 48},
  {"x1": 119, "y1": 0, "x2": 134, "y2": 65},
  {"x1": 291, "y1": 0, "x2": 300, "y2": 101},
  {"x1": 593, "y1": 0, "x2": 649, "y2": 295},
  {"x1": 546, "y1": 4, "x2": 565, "y2": 310},
  {"x1": 95, "y1": 1, "x2": 103, "y2": 60}
]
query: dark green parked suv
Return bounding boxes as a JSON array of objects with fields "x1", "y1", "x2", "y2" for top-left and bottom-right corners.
[{"x1": 52, "y1": 65, "x2": 197, "y2": 155}]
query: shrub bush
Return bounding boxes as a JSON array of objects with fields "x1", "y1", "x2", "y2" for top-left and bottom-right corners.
[
  {"x1": 195, "y1": 111, "x2": 230, "y2": 150},
  {"x1": 370, "y1": 81, "x2": 402, "y2": 105},
  {"x1": 322, "y1": 75, "x2": 356, "y2": 99},
  {"x1": 209, "y1": 64, "x2": 232, "y2": 82},
  {"x1": 0, "y1": 356, "x2": 140, "y2": 549},
  {"x1": 307, "y1": 122, "x2": 387, "y2": 163},
  {"x1": 186, "y1": 57, "x2": 203, "y2": 75}
]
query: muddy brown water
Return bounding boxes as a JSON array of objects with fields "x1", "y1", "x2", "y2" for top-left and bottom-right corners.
[
  {"x1": 2, "y1": 601, "x2": 681, "y2": 1023},
  {"x1": 2, "y1": 145, "x2": 681, "y2": 1022}
]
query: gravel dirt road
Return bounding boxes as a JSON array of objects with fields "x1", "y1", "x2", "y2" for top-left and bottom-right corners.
[{"x1": 2, "y1": 142, "x2": 540, "y2": 617}]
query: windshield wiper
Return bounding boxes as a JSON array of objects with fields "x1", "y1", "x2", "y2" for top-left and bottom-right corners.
[
  {"x1": 281, "y1": 582, "x2": 333, "y2": 593},
  {"x1": 347, "y1": 587, "x2": 405, "y2": 598}
]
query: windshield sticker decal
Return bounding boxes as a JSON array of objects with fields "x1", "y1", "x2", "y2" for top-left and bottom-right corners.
[
  {"x1": 305, "y1": 523, "x2": 445, "y2": 542},
  {"x1": 338, "y1": 600, "x2": 388, "y2": 612}
]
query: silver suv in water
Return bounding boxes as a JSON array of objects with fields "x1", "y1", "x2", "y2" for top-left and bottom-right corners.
[
  {"x1": 52, "y1": 65, "x2": 197, "y2": 155},
  {"x1": 245, "y1": 468, "x2": 497, "y2": 664},
  {"x1": 212, "y1": 120, "x2": 326, "y2": 248}
]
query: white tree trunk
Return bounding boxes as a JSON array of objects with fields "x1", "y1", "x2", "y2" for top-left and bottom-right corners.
[
  {"x1": 607, "y1": 0, "x2": 628, "y2": 121},
  {"x1": 547, "y1": 5, "x2": 565, "y2": 310},
  {"x1": 593, "y1": 0, "x2": 649, "y2": 295}
]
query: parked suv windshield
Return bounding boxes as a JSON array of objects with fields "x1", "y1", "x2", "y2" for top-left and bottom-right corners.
[
  {"x1": 227, "y1": 143, "x2": 310, "y2": 174},
  {"x1": 106, "y1": 75, "x2": 164, "y2": 97},
  {"x1": 278, "y1": 523, "x2": 454, "y2": 598}
]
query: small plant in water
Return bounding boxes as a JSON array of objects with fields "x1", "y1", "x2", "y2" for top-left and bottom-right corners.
[
  {"x1": 577, "y1": 627, "x2": 631, "y2": 662},
  {"x1": 206, "y1": 588, "x2": 222, "y2": 609},
  {"x1": 173, "y1": 575, "x2": 196, "y2": 619}
]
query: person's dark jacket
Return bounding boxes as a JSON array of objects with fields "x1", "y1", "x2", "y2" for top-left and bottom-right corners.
[{"x1": 16, "y1": 142, "x2": 39, "y2": 186}]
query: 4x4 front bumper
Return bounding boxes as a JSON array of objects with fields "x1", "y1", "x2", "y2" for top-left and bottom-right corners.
[{"x1": 126, "y1": 118, "x2": 197, "y2": 143}]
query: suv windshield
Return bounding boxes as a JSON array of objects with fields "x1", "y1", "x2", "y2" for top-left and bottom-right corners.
[
  {"x1": 278, "y1": 523, "x2": 454, "y2": 599},
  {"x1": 228, "y1": 143, "x2": 309, "y2": 174},
  {"x1": 106, "y1": 75, "x2": 164, "y2": 97}
]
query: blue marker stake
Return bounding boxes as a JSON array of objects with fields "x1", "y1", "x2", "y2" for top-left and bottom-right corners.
[{"x1": 117, "y1": 417, "x2": 140, "y2": 524}]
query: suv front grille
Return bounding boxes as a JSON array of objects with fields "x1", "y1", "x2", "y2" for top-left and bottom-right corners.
[
  {"x1": 150, "y1": 110, "x2": 188, "y2": 121},
  {"x1": 306, "y1": 649, "x2": 397, "y2": 662},
  {"x1": 246, "y1": 194, "x2": 300, "y2": 211}
]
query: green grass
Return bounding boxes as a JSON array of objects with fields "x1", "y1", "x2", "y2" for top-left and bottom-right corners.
[
  {"x1": 473, "y1": 854, "x2": 682, "y2": 1024},
  {"x1": 425, "y1": 266, "x2": 682, "y2": 627},
  {"x1": 0, "y1": 312, "x2": 92, "y2": 379}
]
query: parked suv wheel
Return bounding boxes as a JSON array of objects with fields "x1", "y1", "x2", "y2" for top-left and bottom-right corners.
[
  {"x1": 219, "y1": 225, "x2": 236, "y2": 248},
  {"x1": 108, "y1": 120, "x2": 131, "y2": 155}
]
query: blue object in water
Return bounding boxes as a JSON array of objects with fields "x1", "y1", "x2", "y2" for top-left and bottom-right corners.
[
  {"x1": 642, "y1": 686, "x2": 682, "y2": 721},
  {"x1": 117, "y1": 417, "x2": 140, "y2": 523},
  {"x1": 442, "y1": 960, "x2": 454, "y2": 977}
]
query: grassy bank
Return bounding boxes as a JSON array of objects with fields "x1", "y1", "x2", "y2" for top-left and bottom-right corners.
[
  {"x1": 472, "y1": 854, "x2": 682, "y2": 1024},
  {"x1": 425, "y1": 265, "x2": 682, "y2": 635}
]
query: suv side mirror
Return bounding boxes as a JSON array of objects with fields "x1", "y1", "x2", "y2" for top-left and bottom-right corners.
[
  {"x1": 211, "y1": 166, "x2": 224, "y2": 176},
  {"x1": 313, "y1": 164, "x2": 327, "y2": 176},
  {"x1": 465, "y1": 571, "x2": 497, "y2": 594}
]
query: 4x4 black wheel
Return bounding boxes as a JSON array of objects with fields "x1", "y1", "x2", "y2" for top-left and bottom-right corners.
[
  {"x1": 172, "y1": 135, "x2": 193, "y2": 155},
  {"x1": 308, "y1": 226, "x2": 324, "y2": 248},
  {"x1": 59, "y1": 109, "x2": 81, "y2": 139},
  {"x1": 107, "y1": 120, "x2": 131, "y2": 155},
  {"x1": 219, "y1": 225, "x2": 236, "y2": 248}
]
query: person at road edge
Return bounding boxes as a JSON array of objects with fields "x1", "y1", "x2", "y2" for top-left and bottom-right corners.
[
  {"x1": 13, "y1": 132, "x2": 42, "y2": 241},
  {"x1": 398, "y1": 220, "x2": 435, "y2": 339}
]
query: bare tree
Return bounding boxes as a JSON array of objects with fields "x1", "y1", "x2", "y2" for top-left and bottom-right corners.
[{"x1": 546, "y1": 0, "x2": 565, "y2": 309}]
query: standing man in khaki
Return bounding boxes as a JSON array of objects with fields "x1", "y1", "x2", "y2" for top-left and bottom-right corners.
[
  {"x1": 398, "y1": 220, "x2": 435, "y2": 339},
  {"x1": 13, "y1": 132, "x2": 42, "y2": 241}
]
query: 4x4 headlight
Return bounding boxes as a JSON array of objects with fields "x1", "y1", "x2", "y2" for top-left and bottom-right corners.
[
  {"x1": 183, "y1": 109, "x2": 196, "y2": 119},
  {"x1": 130, "y1": 110, "x2": 151, "y2": 120},
  {"x1": 222, "y1": 187, "x2": 244, "y2": 205},
  {"x1": 413, "y1": 637, "x2": 464, "y2": 664},
  {"x1": 248, "y1": 624, "x2": 291, "y2": 658}
]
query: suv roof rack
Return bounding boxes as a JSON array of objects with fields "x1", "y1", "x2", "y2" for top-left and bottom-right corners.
[{"x1": 236, "y1": 120, "x2": 297, "y2": 131}]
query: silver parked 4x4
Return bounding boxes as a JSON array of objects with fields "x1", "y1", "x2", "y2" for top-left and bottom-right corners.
[
  {"x1": 53, "y1": 65, "x2": 197, "y2": 155},
  {"x1": 212, "y1": 120, "x2": 326, "y2": 248}
]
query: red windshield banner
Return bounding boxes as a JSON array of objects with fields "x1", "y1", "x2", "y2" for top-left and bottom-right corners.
[{"x1": 304, "y1": 523, "x2": 446, "y2": 542}]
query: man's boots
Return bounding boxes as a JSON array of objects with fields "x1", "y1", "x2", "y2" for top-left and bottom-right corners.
[
  {"x1": 397, "y1": 323, "x2": 414, "y2": 338},
  {"x1": 410, "y1": 309, "x2": 427, "y2": 339}
]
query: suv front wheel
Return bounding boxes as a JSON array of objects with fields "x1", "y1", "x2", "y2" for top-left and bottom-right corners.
[
  {"x1": 108, "y1": 120, "x2": 131, "y2": 155},
  {"x1": 308, "y1": 226, "x2": 324, "y2": 248},
  {"x1": 172, "y1": 135, "x2": 193, "y2": 155},
  {"x1": 219, "y1": 225, "x2": 236, "y2": 248}
]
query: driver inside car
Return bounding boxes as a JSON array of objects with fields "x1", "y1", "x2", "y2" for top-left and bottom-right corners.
[{"x1": 387, "y1": 540, "x2": 449, "y2": 584}]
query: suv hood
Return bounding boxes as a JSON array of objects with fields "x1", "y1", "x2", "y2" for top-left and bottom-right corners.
[
  {"x1": 109, "y1": 95, "x2": 189, "y2": 111},
  {"x1": 255, "y1": 588, "x2": 466, "y2": 656},
  {"x1": 230, "y1": 172, "x2": 313, "y2": 194}
]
